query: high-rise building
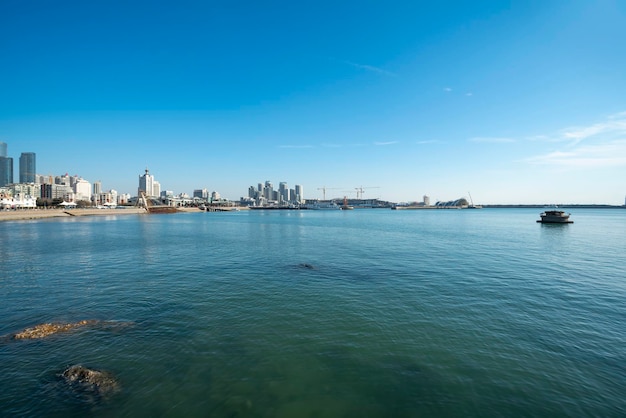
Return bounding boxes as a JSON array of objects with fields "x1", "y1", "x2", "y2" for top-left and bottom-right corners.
[
  {"x1": 93, "y1": 181, "x2": 102, "y2": 195},
  {"x1": 263, "y1": 181, "x2": 273, "y2": 200},
  {"x1": 295, "y1": 184, "x2": 303, "y2": 203},
  {"x1": 74, "y1": 178, "x2": 92, "y2": 201},
  {"x1": 152, "y1": 180, "x2": 161, "y2": 198},
  {"x1": 0, "y1": 156, "x2": 13, "y2": 187},
  {"x1": 193, "y1": 189, "x2": 209, "y2": 199},
  {"x1": 279, "y1": 182, "x2": 289, "y2": 203},
  {"x1": 19, "y1": 152, "x2": 36, "y2": 183},
  {"x1": 138, "y1": 168, "x2": 155, "y2": 197},
  {"x1": 0, "y1": 142, "x2": 12, "y2": 187}
]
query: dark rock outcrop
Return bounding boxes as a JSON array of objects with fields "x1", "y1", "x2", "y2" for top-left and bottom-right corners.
[{"x1": 61, "y1": 365, "x2": 120, "y2": 398}]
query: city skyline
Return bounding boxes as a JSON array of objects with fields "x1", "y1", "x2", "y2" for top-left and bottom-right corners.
[{"x1": 1, "y1": 1, "x2": 626, "y2": 205}]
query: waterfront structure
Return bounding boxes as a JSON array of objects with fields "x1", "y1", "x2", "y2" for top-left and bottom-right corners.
[
  {"x1": 0, "y1": 193, "x2": 37, "y2": 209},
  {"x1": 435, "y1": 198, "x2": 469, "y2": 208},
  {"x1": 93, "y1": 181, "x2": 102, "y2": 195},
  {"x1": 19, "y1": 152, "x2": 36, "y2": 183},
  {"x1": 0, "y1": 142, "x2": 6, "y2": 157}
]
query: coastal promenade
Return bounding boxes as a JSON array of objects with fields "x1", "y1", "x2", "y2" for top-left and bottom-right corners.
[
  {"x1": 0, "y1": 207, "x2": 148, "y2": 222},
  {"x1": 0, "y1": 206, "x2": 228, "y2": 222}
]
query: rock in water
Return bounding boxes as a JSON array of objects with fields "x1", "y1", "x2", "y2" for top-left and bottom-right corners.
[
  {"x1": 62, "y1": 365, "x2": 120, "y2": 398},
  {"x1": 12, "y1": 320, "x2": 99, "y2": 340}
]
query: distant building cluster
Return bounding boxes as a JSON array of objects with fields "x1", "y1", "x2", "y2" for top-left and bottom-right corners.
[
  {"x1": 0, "y1": 142, "x2": 35, "y2": 186},
  {"x1": 1, "y1": 141, "x2": 224, "y2": 210},
  {"x1": 137, "y1": 168, "x2": 224, "y2": 208},
  {"x1": 0, "y1": 141, "x2": 129, "y2": 209},
  {"x1": 242, "y1": 180, "x2": 304, "y2": 207}
]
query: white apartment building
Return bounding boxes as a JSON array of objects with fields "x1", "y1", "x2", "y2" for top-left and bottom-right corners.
[
  {"x1": 138, "y1": 169, "x2": 161, "y2": 197},
  {"x1": 74, "y1": 178, "x2": 92, "y2": 201}
]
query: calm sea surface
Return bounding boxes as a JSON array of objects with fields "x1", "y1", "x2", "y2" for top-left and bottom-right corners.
[{"x1": 1, "y1": 208, "x2": 624, "y2": 417}]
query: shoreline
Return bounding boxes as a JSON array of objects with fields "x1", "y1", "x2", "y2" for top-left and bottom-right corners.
[
  {"x1": 0, "y1": 208, "x2": 148, "y2": 222},
  {"x1": 2, "y1": 204, "x2": 623, "y2": 222},
  {"x1": 0, "y1": 206, "x2": 240, "y2": 222}
]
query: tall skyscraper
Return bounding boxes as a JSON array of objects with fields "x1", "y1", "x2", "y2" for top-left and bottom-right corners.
[
  {"x1": 295, "y1": 184, "x2": 303, "y2": 203},
  {"x1": 19, "y1": 152, "x2": 36, "y2": 183},
  {"x1": 0, "y1": 142, "x2": 13, "y2": 187},
  {"x1": 0, "y1": 156, "x2": 13, "y2": 187},
  {"x1": 279, "y1": 182, "x2": 289, "y2": 203},
  {"x1": 263, "y1": 180, "x2": 273, "y2": 200}
]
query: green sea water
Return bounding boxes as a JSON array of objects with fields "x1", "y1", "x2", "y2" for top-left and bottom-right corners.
[{"x1": 1, "y1": 208, "x2": 625, "y2": 417}]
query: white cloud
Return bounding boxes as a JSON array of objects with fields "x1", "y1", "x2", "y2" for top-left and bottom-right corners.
[
  {"x1": 416, "y1": 140, "x2": 441, "y2": 144},
  {"x1": 374, "y1": 141, "x2": 398, "y2": 146},
  {"x1": 344, "y1": 60, "x2": 396, "y2": 77},
  {"x1": 526, "y1": 140, "x2": 626, "y2": 167},
  {"x1": 278, "y1": 145, "x2": 314, "y2": 149},
  {"x1": 466, "y1": 92, "x2": 473, "y2": 96},
  {"x1": 469, "y1": 137, "x2": 515, "y2": 143},
  {"x1": 560, "y1": 113, "x2": 626, "y2": 146},
  {"x1": 443, "y1": 87, "x2": 452, "y2": 92},
  {"x1": 608, "y1": 111, "x2": 626, "y2": 119},
  {"x1": 525, "y1": 112, "x2": 626, "y2": 168},
  {"x1": 525, "y1": 135, "x2": 550, "y2": 142}
]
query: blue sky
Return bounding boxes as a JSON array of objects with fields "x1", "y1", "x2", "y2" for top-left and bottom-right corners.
[{"x1": 1, "y1": 0, "x2": 625, "y2": 204}]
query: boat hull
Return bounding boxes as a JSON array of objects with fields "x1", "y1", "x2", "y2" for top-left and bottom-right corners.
[{"x1": 537, "y1": 210, "x2": 573, "y2": 223}]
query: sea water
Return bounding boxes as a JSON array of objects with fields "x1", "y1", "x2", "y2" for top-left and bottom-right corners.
[{"x1": 0, "y1": 208, "x2": 624, "y2": 417}]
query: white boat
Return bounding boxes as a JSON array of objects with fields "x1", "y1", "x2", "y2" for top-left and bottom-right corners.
[
  {"x1": 303, "y1": 201, "x2": 342, "y2": 210},
  {"x1": 537, "y1": 210, "x2": 573, "y2": 224}
]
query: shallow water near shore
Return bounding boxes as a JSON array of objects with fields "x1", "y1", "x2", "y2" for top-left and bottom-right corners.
[{"x1": 1, "y1": 208, "x2": 625, "y2": 416}]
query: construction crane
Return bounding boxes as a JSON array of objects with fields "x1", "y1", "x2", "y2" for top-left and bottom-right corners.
[
  {"x1": 317, "y1": 186, "x2": 341, "y2": 200},
  {"x1": 355, "y1": 186, "x2": 380, "y2": 199}
]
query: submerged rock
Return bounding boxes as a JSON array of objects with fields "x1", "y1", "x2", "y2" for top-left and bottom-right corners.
[
  {"x1": 298, "y1": 263, "x2": 316, "y2": 270},
  {"x1": 12, "y1": 320, "x2": 99, "y2": 340},
  {"x1": 61, "y1": 365, "x2": 120, "y2": 398},
  {"x1": 9, "y1": 319, "x2": 135, "y2": 341}
]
